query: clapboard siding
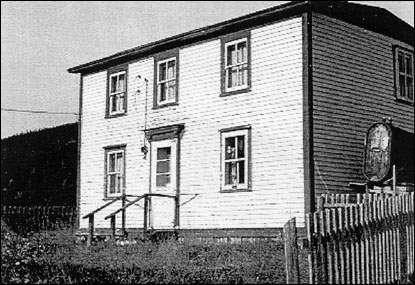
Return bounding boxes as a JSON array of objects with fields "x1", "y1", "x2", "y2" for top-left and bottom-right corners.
[
  {"x1": 312, "y1": 13, "x2": 414, "y2": 196},
  {"x1": 79, "y1": 16, "x2": 305, "y2": 229}
]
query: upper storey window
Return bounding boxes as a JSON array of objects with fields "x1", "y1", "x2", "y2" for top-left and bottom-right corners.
[
  {"x1": 394, "y1": 47, "x2": 414, "y2": 104},
  {"x1": 107, "y1": 68, "x2": 127, "y2": 117},
  {"x1": 225, "y1": 39, "x2": 248, "y2": 90},
  {"x1": 157, "y1": 58, "x2": 177, "y2": 105},
  {"x1": 221, "y1": 31, "x2": 251, "y2": 96},
  {"x1": 154, "y1": 49, "x2": 179, "y2": 108}
]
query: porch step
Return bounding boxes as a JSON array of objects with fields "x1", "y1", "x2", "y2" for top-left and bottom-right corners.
[
  {"x1": 147, "y1": 229, "x2": 178, "y2": 242},
  {"x1": 75, "y1": 229, "x2": 178, "y2": 244},
  {"x1": 75, "y1": 230, "x2": 128, "y2": 243}
]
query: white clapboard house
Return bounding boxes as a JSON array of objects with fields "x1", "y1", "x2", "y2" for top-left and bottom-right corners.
[{"x1": 68, "y1": 1, "x2": 414, "y2": 239}]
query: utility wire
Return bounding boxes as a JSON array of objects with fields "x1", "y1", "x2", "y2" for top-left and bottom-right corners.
[{"x1": 1, "y1": 108, "x2": 78, "y2": 115}]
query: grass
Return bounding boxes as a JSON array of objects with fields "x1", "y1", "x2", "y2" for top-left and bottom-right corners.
[{"x1": 1, "y1": 221, "x2": 309, "y2": 284}]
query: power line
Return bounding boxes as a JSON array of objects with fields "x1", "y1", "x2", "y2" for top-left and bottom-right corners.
[{"x1": 1, "y1": 108, "x2": 78, "y2": 115}]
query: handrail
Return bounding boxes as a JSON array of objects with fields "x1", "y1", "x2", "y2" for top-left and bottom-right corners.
[
  {"x1": 104, "y1": 193, "x2": 176, "y2": 220},
  {"x1": 105, "y1": 194, "x2": 146, "y2": 220},
  {"x1": 82, "y1": 194, "x2": 142, "y2": 219}
]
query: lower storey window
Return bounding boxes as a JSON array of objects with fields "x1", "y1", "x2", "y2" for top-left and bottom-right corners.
[
  {"x1": 105, "y1": 147, "x2": 125, "y2": 196},
  {"x1": 221, "y1": 128, "x2": 250, "y2": 191}
]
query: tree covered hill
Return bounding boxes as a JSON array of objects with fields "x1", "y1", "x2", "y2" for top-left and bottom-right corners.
[{"x1": 1, "y1": 123, "x2": 78, "y2": 206}]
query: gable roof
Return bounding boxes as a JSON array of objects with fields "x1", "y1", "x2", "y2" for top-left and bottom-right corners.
[{"x1": 68, "y1": 1, "x2": 414, "y2": 74}]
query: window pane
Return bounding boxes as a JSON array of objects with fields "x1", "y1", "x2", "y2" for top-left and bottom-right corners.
[
  {"x1": 109, "y1": 153, "x2": 116, "y2": 172},
  {"x1": 109, "y1": 174, "x2": 116, "y2": 194},
  {"x1": 156, "y1": 161, "x2": 170, "y2": 174},
  {"x1": 167, "y1": 60, "x2": 175, "y2": 79},
  {"x1": 398, "y1": 52, "x2": 405, "y2": 73},
  {"x1": 110, "y1": 96, "x2": 117, "y2": 112},
  {"x1": 227, "y1": 67, "x2": 238, "y2": 88},
  {"x1": 111, "y1": 76, "x2": 117, "y2": 93},
  {"x1": 156, "y1": 174, "x2": 170, "y2": 187},
  {"x1": 407, "y1": 77, "x2": 413, "y2": 100},
  {"x1": 237, "y1": 41, "x2": 247, "y2": 63},
  {"x1": 240, "y1": 64, "x2": 248, "y2": 86},
  {"x1": 117, "y1": 95, "x2": 124, "y2": 112},
  {"x1": 157, "y1": 147, "x2": 171, "y2": 160},
  {"x1": 237, "y1": 135, "x2": 245, "y2": 158},
  {"x1": 406, "y1": 56, "x2": 413, "y2": 76},
  {"x1": 116, "y1": 175, "x2": 123, "y2": 193},
  {"x1": 159, "y1": 63, "x2": 167, "y2": 81},
  {"x1": 118, "y1": 74, "x2": 125, "y2": 92},
  {"x1": 238, "y1": 161, "x2": 245, "y2": 184},
  {"x1": 225, "y1": 137, "x2": 236, "y2": 159},
  {"x1": 159, "y1": 83, "x2": 167, "y2": 101},
  {"x1": 224, "y1": 162, "x2": 232, "y2": 185},
  {"x1": 227, "y1": 45, "x2": 236, "y2": 66},
  {"x1": 399, "y1": 75, "x2": 406, "y2": 97},
  {"x1": 116, "y1": 152, "x2": 123, "y2": 172},
  {"x1": 168, "y1": 81, "x2": 176, "y2": 101}
]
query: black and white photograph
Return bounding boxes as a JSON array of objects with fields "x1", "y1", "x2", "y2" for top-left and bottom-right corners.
[{"x1": 1, "y1": 1, "x2": 414, "y2": 284}]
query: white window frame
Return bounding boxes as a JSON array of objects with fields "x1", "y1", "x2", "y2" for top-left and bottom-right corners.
[
  {"x1": 224, "y1": 38, "x2": 249, "y2": 92},
  {"x1": 151, "y1": 139, "x2": 177, "y2": 194},
  {"x1": 109, "y1": 71, "x2": 127, "y2": 115},
  {"x1": 221, "y1": 129, "x2": 249, "y2": 191},
  {"x1": 157, "y1": 57, "x2": 177, "y2": 106},
  {"x1": 106, "y1": 149, "x2": 125, "y2": 197},
  {"x1": 395, "y1": 47, "x2": 414, "y2": 103}
]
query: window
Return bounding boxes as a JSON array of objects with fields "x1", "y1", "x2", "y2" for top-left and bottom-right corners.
[
  {"x1": 157, "y1": 58, "x2": 177, "y2": 105},
  {"x1": 155, "y1": 147, "x2": 171, "y2": 187},
  {"x1": 394, "y1": 47, "x2": 414, "y2": 103},
  {"x1": 221, "y1": 32, "x2": 251, "y2": 96},
  {"x1": 150, "y1": 139, "x2": 178, "y2": 192},
  {"x1": 225, "y1": 39, "x2": 248, "y2": 91},
  {"x1": 108, "y1": 70, "x2": 127, "y2": 116},
  {"x1": 221, "y1": 128, "x2": 250, "y2": 191},
  {"x1": 105, "y1": 146, "x2": 125, "y2": 197}
]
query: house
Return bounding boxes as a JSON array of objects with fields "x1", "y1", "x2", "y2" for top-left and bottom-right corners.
[{"x1": 68, "y1": 1, "x2": 414, "y2": 239}]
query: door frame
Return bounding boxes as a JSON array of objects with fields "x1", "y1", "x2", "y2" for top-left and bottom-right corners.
[{"x1": 145, "y1": 124, "x2": 184, "y2": 229}]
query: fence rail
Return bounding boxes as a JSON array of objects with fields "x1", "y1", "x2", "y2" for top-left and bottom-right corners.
[
  {"x1": 1, "y1": 205, "x2": 76, "y2": 233},
  {"x1": 307, "y1": 192, "x2": 414, "y2": 284},
  {"x1": 317, "y1": 192, "x2": 401, "y2": 209}
]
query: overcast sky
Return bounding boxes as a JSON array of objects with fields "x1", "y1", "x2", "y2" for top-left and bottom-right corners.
[{"x1": 1, "y1": 1, "x2": 414, "y2": 138}]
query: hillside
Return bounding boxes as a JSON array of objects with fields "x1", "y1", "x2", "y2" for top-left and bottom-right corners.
[{"x1": 1, "y1": 123, "x2": 78, "y2": 206}]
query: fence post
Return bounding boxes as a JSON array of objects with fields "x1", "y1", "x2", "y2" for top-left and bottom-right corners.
[
  {"x1": 284, "y1": 217, "x2": 300, "y2": 284},
  {"x1": 121, "y1": 194, "x2": 126, "y2": 237},
  {"x1": 307, "y1": 213, "x2": 316, "y2": 284},
  {"x1": 87, "y1": 214, "x2": 94, "y2": 246},
  {"x1": 110, "y1": 215, "x2": 116, "y2": 239},
  {"x1": 144, "y1": 196, "x2": 149, "y2": 231}
]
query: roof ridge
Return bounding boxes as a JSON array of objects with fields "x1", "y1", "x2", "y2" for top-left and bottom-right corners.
[{"x1": 68, "y1": 1, "x2": 413, "y2": 74}]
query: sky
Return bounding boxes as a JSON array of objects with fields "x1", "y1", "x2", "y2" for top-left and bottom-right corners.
[{"x1": 1, "y1": 1, "x2": 414, "y2": 138}]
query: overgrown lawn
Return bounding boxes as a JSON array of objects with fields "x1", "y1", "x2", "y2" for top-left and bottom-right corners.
[{"x1": 1, "y1": 222, "x2": 308, "y2": 284}]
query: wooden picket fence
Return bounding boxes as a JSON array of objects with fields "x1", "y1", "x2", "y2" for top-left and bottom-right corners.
[
  {"x1": 1, "y1": 205, "x2": 76, "y2": 233},
  {"x1": 306, "y1": 192, "x2": 414, "y2": 284}
]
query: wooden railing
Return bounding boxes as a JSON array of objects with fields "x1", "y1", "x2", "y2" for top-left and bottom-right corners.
[
  {"x1": 82, "y1": 194, "x2": 136, "y2": 245},
  {"x1": 317, "y1": 192, "x2": 396, "y2": 209},
  {"x1": 104, "y1": 194, "x2": 146, "y2": 238},
  {"x1": 83, "y1": 193, "x2": 177, "y2": 245},
  {"x1": 104, "y1": 193, "x2": 176, "y2": 238}
]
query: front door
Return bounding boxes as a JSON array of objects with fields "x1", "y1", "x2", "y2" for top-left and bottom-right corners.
[{"x1": 150, "y1": 139, "x2": 177, "y2": 229}]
